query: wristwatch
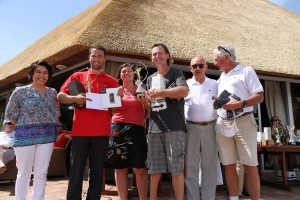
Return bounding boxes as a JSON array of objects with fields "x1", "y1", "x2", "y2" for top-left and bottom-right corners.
[{"x1": 242, "y1": 100, "x2": 247, "y2": 108}]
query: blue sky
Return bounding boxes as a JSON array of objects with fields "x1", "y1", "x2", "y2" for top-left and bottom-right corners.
[
  {"x1": 0, "y1": 0, "x2": 99, "y2": 65},
  {"x1": 0, "y1": 0, "x2": 299, "y2": 65}
]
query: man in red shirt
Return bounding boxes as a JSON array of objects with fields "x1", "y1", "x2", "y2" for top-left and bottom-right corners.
[{"x1": 58, "y1": 45, "x2": 118, "y2": 200}]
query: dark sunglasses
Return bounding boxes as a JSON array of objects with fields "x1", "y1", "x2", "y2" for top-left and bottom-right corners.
[
  {"x1": 272, "y1": 119, "x2": 278, "y2": 122},
  {"x1": 218, "y1": 46, "x2": 231, "y2": 57},
  {"x1": 191, "y1": 64, "x2": 205, "y2": 69},
  {"x1": 5, "y1": 122, "x2": 14, "y2": 126}
]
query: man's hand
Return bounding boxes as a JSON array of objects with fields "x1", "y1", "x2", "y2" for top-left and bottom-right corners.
[
  {"x1": 148, "y1": 88, "x2": 164, "y2": 99},
  {"x1": 74, "y1": 93, "x2": 91, "y2": 106},
  {"x1": 223, "y1": 96, "x2": 242, "y2": 111}
]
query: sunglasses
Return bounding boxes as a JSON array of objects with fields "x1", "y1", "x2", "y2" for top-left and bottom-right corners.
[
  {"x1": 218, "y1": 46, "x2": 232, "y2": 57},
  {"x1": 5, "y1": 122, "x2": 14, "y2": 126},
  {"x1": 272, "y1": 119, "x2": 279, "y2": 122},
  {"x1": 191, "y1": 64, "x2": 205, "y2": 69}
]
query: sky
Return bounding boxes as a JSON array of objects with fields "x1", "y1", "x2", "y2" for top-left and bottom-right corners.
[
  {"x1": 0, "y1": 0, "x2": 99, "y2": 65},
  {"x1": 0, "y1": 0, "x2": 300, "y2": 66}
]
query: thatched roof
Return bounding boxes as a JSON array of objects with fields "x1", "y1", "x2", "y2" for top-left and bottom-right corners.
[{"x1": 1, "y1": 0, "x2": 300, "y2": 92}]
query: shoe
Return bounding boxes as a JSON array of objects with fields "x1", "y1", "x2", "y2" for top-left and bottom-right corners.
[{"x1": 0, "y1": 166, "x2": 7, "y2": 174}]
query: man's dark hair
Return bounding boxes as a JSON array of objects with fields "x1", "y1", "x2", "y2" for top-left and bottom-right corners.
[
  {"x1": 151, "y1": 43, "x2": 172, "y2": 66},
  {"x1": 28, "y1": 60, "x2": 53, "y2": 84},
  {"x1": 89, "y1": 45, "x2": 107, "y2": 56}
]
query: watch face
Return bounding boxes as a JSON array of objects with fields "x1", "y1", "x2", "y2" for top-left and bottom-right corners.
[{"x1": 243, "y1": 101, "x2": 247, "y2": 108}]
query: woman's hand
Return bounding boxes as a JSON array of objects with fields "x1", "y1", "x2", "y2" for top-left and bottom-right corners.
[
  {"x1": 137, "y1": 93, "x2": 150, "y2": 109},
  {"x1": 117, "y1": 86, "x2": 124, "y2": 98}
]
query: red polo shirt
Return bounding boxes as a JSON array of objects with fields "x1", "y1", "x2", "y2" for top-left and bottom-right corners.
[{"x1": 60, "y1": 69, "x2": 118, "y2": 136}]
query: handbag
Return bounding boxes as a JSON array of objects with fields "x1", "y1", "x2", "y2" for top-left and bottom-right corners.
[{"x1": 213, "y1": 90, "x2": 243, "y2": 119}]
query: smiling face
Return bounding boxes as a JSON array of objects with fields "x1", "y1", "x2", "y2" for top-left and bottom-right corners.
[
  {"x1": 120, "y1": 65, "x2": 134, "y2": 84},
  {"x1": 89, "y1": 48, "x2": 106, "y2": 70},
  {"x1": 190, "y1": 57, "x2": 207, "y2": 82},
  {"x1": 151, "y1": 46, "x2": 170, "y2": 67},
  {"x1": 32, "y1": 65, "x2": 49, "y2": 86}
]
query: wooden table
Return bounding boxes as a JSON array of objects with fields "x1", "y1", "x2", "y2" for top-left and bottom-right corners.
[{"x1": 257, "y1": 145, "x2": 300, "y2": 190}]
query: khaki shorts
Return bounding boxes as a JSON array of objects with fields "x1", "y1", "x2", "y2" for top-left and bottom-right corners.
[
  {"x1": 215, "y1": 114, "x2": 258, "y2": 166},
  {"x1": 147, "y1": 131, "x2": 186, "y2": 176}
]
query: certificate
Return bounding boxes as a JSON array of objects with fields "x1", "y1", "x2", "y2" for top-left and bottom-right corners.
[
  {"x1": 101, "y1": 88, "x2": 122, "y2": 108},
  {"x1": 85, "y1": 93, "x2": 108, "y2": 110}
]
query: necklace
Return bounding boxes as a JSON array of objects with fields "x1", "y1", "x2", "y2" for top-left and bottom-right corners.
[{"x1": 86, "y1": 72, "x2": 98, "y2": 93}]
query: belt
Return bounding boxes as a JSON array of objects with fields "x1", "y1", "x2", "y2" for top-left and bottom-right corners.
[
  {"x1": 185, "y1": 119, "x2": 216, "y2": 126},
  {"x1": 237, "y1": 111, "x2": 253, "y2": 119}
]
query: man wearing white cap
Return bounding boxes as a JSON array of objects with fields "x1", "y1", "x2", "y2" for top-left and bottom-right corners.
[
  {"x1": 0, "y1": 119, "x2": 15, "y2": 174},
  {"x1": 213, "y1": 45, "x2": 264, "y2": 200}
]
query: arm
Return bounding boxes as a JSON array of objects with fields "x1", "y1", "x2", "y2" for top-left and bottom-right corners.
[
  {"x1": 137, "y1": 93, "x2": 151, "y2": 119},
  {"x1": 223, "y1": 92, "x2": 264, "y2": 111},
  {"x1": 149, "y1": 85, "x2": 188, "y2": 99},
  {"x1": 57, "y1": 92, "x2": 91, "y2": 106}
]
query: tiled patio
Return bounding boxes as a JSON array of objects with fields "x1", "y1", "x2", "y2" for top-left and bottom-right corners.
[{"x1": 1, "y1": 176, "x2": 300, "y2": 200}]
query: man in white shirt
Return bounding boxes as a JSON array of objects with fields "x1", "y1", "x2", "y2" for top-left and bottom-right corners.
[
  {"x1": 0, "y1": 119, "x2": 15, "y2": 174},
  {"x1": 213, "y1": 45, "x2": 264, "y2": 200},
  {"x1": 184, "y1": 56, "x2": 220, "y2": 200}
]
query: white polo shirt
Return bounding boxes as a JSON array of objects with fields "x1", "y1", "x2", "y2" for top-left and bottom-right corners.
[
  {"x1": 184, "y1": 76, "x2": 218, "y2": 122},
  {"x1": 217, "y1": 64, "x2": 264, "y2": 118}
]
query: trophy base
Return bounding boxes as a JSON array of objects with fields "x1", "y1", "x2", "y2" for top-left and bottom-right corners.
[{"x1": 135, "y1": 92, "x2": 144, "y2": 97}]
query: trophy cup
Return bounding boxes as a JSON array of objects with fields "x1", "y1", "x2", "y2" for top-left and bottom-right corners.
[
  {"x1": 287, "y1": 125, "x2": 296, "y2": 145},
  {"x1": 134, "y1": 62, "x2": 148, "y2": 97},
  {"x1": 274, "y1": 127, "x2": 282, "y2": 145}
]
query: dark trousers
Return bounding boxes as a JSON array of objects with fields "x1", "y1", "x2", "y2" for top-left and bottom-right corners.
[{"x1": 67, "y1": 136, "x2": 109, "y2": 200}]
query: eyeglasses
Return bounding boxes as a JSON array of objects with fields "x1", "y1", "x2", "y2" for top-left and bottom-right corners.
[
  {"x1": 5, "y1": 122, "x2": 14, "y2": 126},
  {"x1": 191, "y1": 64, "x2": 205, "y2": 69},
  {"x1": 218, "y1": 46, "x2": 231, "y2": 57},
  {"x1": 272, "y1": 119, "x2": 279, "y2": 122}
]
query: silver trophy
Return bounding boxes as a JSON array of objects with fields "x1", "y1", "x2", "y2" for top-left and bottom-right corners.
[
  {"x1": 287, "y1": 125, "x2": 296, "y2": 144},
  {"x1": 134, "y1": 62, "x2": 148, "y2": 97},
  {"x1": 274, "y1": 127, "x2": 282, "y2": 145}
]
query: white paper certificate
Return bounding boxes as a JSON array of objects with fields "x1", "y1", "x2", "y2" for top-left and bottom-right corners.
[
  {"x1": 101, "y1": 88, "x2": 121, "y2": 108},
  {"x1": 85, "y1": 93, "x2": 108, "y2": 110},
  {"x1": 151, "y1": 76, "x2": 165, "y2": 89}
]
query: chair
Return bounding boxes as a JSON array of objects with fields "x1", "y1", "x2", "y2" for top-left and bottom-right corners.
[
  {"x1": 0, "y1": 139, "x2": 72, "y2": 182},
  {"x1": 0, "y1": 159, "x2": 17, "y2": 182},
  {"x1": 48, "y1": 139, "x2": 71, "y2": 177}
]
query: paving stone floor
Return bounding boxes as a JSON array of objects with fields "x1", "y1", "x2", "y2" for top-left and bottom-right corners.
[{"x1": 1, "y1": 177, "x2": 300, "y2": 200}]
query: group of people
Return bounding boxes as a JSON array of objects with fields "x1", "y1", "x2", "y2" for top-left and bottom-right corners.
[{"x1": 2, "y1": 43, "x2": 264, "y2": 200}]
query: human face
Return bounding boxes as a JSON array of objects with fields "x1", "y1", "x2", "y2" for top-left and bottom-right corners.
[
  {"x1": 190, "y1": 57, "x2": 207, "y2": 81},
  {"x1": 89, "y1": 49, "x2": 106, "y2": 70},
  {"x1": 3, "y1": 122, "x2": 14, "y2": 133},
  {"x1": 151, "y1": 46, "x2": 170, "y2": 67},
  {"x1": 213, "y1": 51, "x2": 227, "y2": 72},
  {"x1": 272, "y1": 118, "x2": 279, "y2": 124},
  {"x1": 120, "y1": 66, "x2": 134, "y2": 83},
  {"x1": 32, "y1": 65, "x2": 49, "y2": 86}
]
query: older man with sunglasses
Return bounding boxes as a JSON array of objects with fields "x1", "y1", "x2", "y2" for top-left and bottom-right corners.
[
  {"x1": 184, "y1": 56, "x2": 220, "y2": 200},
  {"x1": 213, "y1": 45, "x2": 264, "y2": 200},
  {"x1": 0, "y1": 119, "x2": 15, "y2": 174}
]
